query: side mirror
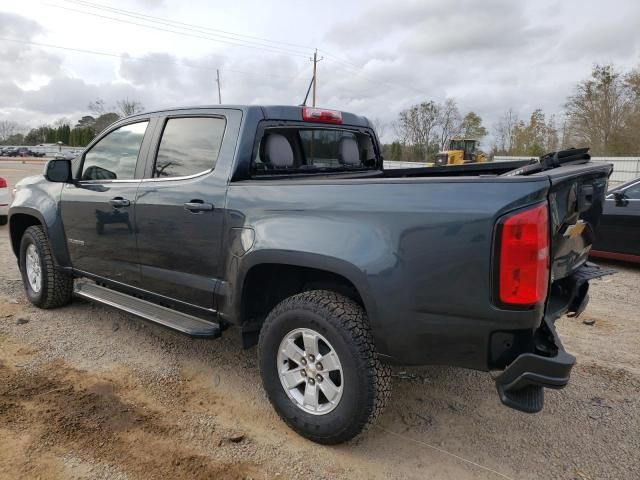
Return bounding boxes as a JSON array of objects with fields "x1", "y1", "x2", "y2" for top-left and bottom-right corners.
[
  {"x1": 612, "y1": 191, "x2": 626, "y2": 204},
  {"x1": 45, "y1": 159, "x2": 72, "y2": 183}
]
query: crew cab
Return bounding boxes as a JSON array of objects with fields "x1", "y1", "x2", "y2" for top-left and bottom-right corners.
[{"x1": 9, "y1": 105, "x2": 613, "y2": 444}]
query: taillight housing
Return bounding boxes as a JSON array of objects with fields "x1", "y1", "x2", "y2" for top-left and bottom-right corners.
[
  {"x1": 302, "y1": 107, "x2": 343, "y2": 124},
  {"x1": 0, "y1": 177, "x2": 6, "y2": 188},
  {"x1": 495, "y1": 203, "x2": 550, "y2": 307}
]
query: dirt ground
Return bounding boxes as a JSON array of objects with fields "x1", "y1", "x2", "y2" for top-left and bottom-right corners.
[{"x1": 0, "y1": 162, "x2": 639, "y2": 480}]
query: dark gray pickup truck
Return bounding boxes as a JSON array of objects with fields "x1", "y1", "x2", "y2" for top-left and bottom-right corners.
[{"x1": 9, "y1": 105, "x2": 613, "y2": 444}]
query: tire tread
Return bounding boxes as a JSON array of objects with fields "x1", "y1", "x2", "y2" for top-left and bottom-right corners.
[
  {"x1": 259, "y1": 290, "x2": 391, "y2": 443},
  {"x1": 22, "y1": 225, "x2": 73, "y2": 309}
]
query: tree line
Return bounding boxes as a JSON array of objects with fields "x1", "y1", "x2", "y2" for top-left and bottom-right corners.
[
  {"x1": 0, "y1": 98, "x2": 144, "y2": 147},
  {"x1": 384, "y1": 63, "x2": 640, "y2": 161},
  {"x1": 1, "y1": 63, "x2": 639, "y2": 158},
  {"x1": 384, "y1": 99, "x2": 488, "y2": 161}
]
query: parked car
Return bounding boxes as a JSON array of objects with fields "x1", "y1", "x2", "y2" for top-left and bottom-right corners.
[
  {"x1": 0, "y1": 176, "x2": 9, "y2": 225},
  {"x1": 1, "y1": 147, "x2": 16, "y2": 156},
  {"x1": 8, "y1": 105, "x2": 614, "y2": 444},
  {"x1": 54, "y1": 151, "x2": 78, "y2": 161},
  {"x1": 7, "y1": 147, "x2": 45, "y2": 157},
  {"x1": 591, "y1": 177, "x2": 640, "y2": 262}
]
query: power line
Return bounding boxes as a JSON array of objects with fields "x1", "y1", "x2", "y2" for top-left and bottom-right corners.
[
  {"x1": 53, "y1": 0, "x2": 427, "y2": 96},
  {"x1": 46, "y1": 2, "x2": 312, "y2": 59},
  {"x1": 55, "y1": 0, "x2": 311, "y2": 57},
  {"x1": 321, "y1": 53, "x2": 426, "y2": 96},
  {"x1": 0, "y1": 36, "x2": 299, "y2": 81},
  {"x1": 62, "y1": 0, "x2": 315, "y2": 53}
]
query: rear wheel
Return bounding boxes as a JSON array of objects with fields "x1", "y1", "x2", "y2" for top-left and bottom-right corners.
[
  {"x1": 19, "y1": 225, "x2": 73, "y2": 308},
  {"x1": 0, "y1": 215, "x2": 7, "y2": 226},
  {"x1": 258, "y1": 290, "x2": 391, "y2": 444}
]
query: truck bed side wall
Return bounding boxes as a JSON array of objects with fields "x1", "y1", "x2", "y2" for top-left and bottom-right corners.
[{"x1": 223, "y1": 177, "x2": 550, "y2": 369}]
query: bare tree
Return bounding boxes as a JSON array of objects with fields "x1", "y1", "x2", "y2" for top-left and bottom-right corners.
[
  {"x1": 53, "y1": 117, "x2": 71, "y2": 128},
  {"x1": 117, "y1": 98, "x2": 144, "y2": 117},
  {"x1": 493, "y1": 109, "x2": 518, "y2": 154},
  {"x1": 397, "y1": 101, "x2": 440, "y2": 158},
  {"x1": 0, "y1": 120, "x2": 22, "y2": 142},
  {"x1": 370, "y1": 118, "x2": 387, "y2": 140},
  {"x1": 565, "y1": 65, "x2": 632, "y2": 155},
  {"x1": 436, "y1": 98, "x2": 461, "y2": 150},
  {"x1": 621, "y1": 68, "x2": 640, "y2": 154},
  {"x1": 88, "y1": 98, "x2": 108, "y2": 117}
]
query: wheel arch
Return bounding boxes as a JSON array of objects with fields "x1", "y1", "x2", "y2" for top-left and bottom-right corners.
[
  {"x1": 9, "y1": 210, "x2": 45, "y2": 258},
  {"x1": 226, "y1": 250, "x2": 377, "y2": 347},
  {"x1": 9, "y1": 207, "x2": 71, "y2": 268}
]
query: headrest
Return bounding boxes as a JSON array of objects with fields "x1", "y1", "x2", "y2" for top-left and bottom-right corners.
[
  {"x1": 264, "y1": 134, "x2": 294, "y2": 168},
  {"x1": 338, "y1": 137, "x2": 360, "y2": 165}
]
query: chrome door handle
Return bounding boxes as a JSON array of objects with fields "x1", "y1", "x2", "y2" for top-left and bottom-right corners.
[
  {"x1": 183, "y1": 201, "x2": 214, "y2": 212},
  {"x1": 109, "y1": 197, "x2": 130, "y2": 208}
]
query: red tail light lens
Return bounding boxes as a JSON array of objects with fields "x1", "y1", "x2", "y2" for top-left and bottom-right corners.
[
  {"x1": 0, "y1": 177, "x2": 6, "y2": 188},
  {"x1": 302, "y1": 107, "x2": 343, "y2": 124},
  {"x1": 497, "y1": 203, "x2": 549, "y2": 306}
]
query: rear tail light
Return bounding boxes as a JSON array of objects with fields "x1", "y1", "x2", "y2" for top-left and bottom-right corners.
[
  {"x1": 0, "y1": 177, "x2": 6, "y2": 188},
  {"x1": 302, "y1": 107, "x2": 342, "y2": 124},
  {"x1": 496, "y1": 203, "x2": 549, "y2": 306}
]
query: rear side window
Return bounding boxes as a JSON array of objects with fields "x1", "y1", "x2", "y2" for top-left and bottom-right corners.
[
  {"x1": 154, "y1": 117, "x2": 225, "y2": 178},
  {"x1": 82, "y1": 121, "x2": 148, "y2": 181},
  {"x1": 253, "y1": 127, "x2": 378, "y2": 174},
  {"x1": 624, "y1": 183, "x2": 640, "y2": 199}
]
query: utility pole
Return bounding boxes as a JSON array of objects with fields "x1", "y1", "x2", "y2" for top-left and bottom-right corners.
[
  {"x1": 310, "y1": 49, "x2": 323, "y2": 107},
  {"x1": 216, "y1": 69, "x2": 222, "y2": 104}
]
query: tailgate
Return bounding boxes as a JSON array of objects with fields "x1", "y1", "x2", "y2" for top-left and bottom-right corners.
[{"x1": 544, "y1": 163, "x2": 612, "y2": 281}]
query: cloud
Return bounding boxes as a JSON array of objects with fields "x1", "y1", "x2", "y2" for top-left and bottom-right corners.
[
  {"x1": 1, "y1": 0, "x2": 640, "y2": 146},
  {"x1": 133, "y1": 0, "x2": 167, "y2": 9},
  {"x1": 0, "y1": 11, "x2": 43, "y2": 37},
  {"x1": 0, "y1": 12, "x2": 62, "y2": 83}
]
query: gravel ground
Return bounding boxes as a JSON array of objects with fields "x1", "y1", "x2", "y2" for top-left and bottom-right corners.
[{"x1": 1, "y1": 163, "x2": 639, "y2": 480}]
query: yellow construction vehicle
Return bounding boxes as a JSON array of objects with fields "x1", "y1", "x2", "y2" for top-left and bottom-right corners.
[{"x1": 434, "y1": 138, "x2": 487, "y2": 166}]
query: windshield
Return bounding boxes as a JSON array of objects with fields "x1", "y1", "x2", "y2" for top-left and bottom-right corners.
[
  {"x1": 253, "y1": 127, "x2": 379, "y2": 174},
  {"x1": 449, "y1": 140, "x2": 465, "y2": 151}
]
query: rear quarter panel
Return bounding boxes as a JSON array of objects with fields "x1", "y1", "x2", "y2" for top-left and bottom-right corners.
[{"x1": 224, "y1": 176, "x2": 551, "y2": 369}]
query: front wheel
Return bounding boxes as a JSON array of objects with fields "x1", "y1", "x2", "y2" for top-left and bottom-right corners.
[
  {"x1": 258, "y1": 290, "x2": 391, "y2": 444},
  {"x1": 19, "y1": 225, "x2": 73, "y2": 309}
]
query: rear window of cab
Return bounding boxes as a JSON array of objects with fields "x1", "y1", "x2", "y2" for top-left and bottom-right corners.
[{"x1": 253, "y1": 127, "x2": 378, "y2": 174}]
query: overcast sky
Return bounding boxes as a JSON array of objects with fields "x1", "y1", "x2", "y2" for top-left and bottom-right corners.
[{"x1": 1, "y1": 0, "x2": 639, "y2": 142}]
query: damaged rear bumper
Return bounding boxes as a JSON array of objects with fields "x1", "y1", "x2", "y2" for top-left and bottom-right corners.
[
  {"x1": 494, "y1": 262, "x2": 615, "y2": 413},
  {"x1": 495, "y1": 318, "x2": 574, "y2": 413}
]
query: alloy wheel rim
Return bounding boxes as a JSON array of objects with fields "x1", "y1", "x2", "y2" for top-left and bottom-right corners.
[
  {"x1": 277, "y1": 327, "x2": 344, "y2": 415},
  {"x1": 25, "y1": 243, "x2": 42, "y2": 293}
]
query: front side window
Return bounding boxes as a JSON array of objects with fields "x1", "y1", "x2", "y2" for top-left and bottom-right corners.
[
  {"x1": 81, "y1": 121, "x2": 148, "y2": 181},
  {"x1": 154, "y1": 117, "x2": 226, "y2": 178}
]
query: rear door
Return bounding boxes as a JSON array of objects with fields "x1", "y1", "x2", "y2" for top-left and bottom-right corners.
[
  {"x1": 60, "y1": 120, "x2": 153, "y2": 286},
  {"x1": 134, "y1": 112, "x2": 232, "y2": 309}
]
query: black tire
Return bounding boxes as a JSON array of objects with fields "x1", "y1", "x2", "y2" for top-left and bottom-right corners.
[
  {"x1": 19, "y1": 225, "x2": 73, "y2": 309},
  {"x1": 0, "y1": 215, "x2": 7, "y2": 226},
  {"x1": 258, "y1": 290, "x2": 391, "y2": 444}
]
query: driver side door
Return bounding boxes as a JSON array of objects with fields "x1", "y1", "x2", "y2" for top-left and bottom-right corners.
[{"x1": 60, "y1": 119, "x2": 155, "y2": 286}]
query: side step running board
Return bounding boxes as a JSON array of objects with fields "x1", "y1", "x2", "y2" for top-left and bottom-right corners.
[{"x1": 74, "y1": 282, "x2": 221, "y2": 338}]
